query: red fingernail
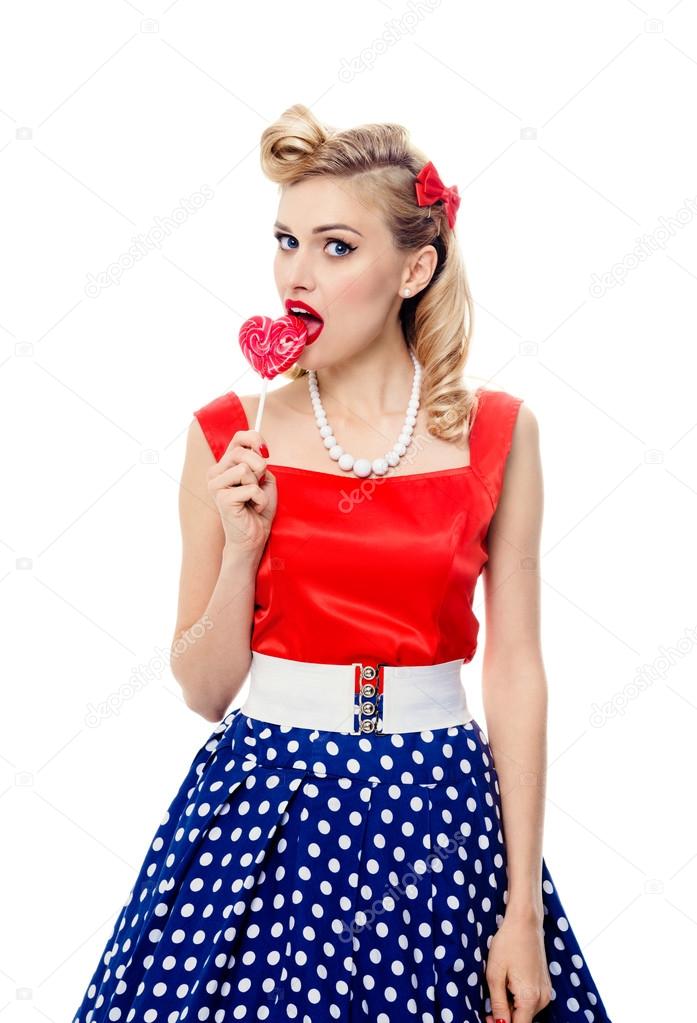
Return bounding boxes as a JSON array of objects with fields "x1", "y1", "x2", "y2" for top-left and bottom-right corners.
[
  {"x1": 495, "y1": 1018, "x2": 506, "y2": 1022},
  {"x1": 259, "y1": 443, "x2": 269, "y2": 457}
]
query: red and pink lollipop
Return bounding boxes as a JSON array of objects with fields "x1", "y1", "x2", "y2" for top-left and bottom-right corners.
[{"x1": 238, "y1": 313, "x2": 309, "y2": 431}]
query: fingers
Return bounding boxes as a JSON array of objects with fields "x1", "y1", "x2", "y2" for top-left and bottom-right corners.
[
  {"x1": 510, "y1": 991, "x2": 538, "y2": 1023},
  {"x1": 230, "y1": 480, "x2": 267, "y2": 514},
  {"x1": 208, "y1": 433, "x2": 269, "y2": 488},
  {"x1": 213, "y1": 474, "x2": 268, "y2": 515},
  {"x1": 209, "y1": 461, "x2": 257, "y2": 492},
  {"x1": 488, "y1": 999, "x2": 511, "y2": 1023},
  {"x1": 222, "y1": 430, "x2": 269, "y2": 474},
  {"x1": 487, "y1": 961, "x2": 511, "y2": 1023}
]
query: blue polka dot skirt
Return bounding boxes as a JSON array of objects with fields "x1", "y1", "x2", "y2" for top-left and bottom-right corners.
[{"x1": 72, "y1": 708, "x2": 613, "y2": 1022}]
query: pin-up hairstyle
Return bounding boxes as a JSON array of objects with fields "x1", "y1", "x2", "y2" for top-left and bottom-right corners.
[{"x1": 260, "y1": 104, "x2": 479, "y2": 444}]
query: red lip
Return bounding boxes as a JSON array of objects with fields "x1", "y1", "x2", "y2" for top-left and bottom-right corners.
[
  {"x1": 285, "y1": 299, "x2": 323, "y2": 320},
  {"x1": 285, "y1": 299, "x2": 324, "y2": 345}
]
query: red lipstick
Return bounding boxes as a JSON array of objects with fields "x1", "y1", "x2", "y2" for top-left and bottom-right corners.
[{"x1": 284, "y1": 299, "x2": 324, "y2": 344}]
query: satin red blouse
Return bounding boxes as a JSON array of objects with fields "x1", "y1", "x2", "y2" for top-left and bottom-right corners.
[{"x1": 193, "y1": 387, "x2": 524, "y2": 667}]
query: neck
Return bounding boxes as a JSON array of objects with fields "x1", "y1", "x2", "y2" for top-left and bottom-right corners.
[{"x1": 310, "y1": 330, "x2": 416, "y2": 423}]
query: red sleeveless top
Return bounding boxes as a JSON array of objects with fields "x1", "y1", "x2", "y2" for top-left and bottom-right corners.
[{"x1": 193, "y1": 387, "x2": 523, "y2": 668}]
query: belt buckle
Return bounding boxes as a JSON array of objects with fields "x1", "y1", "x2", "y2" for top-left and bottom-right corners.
[{"x1": 353, "y1": 661, "x2": 387, "y2": 737}]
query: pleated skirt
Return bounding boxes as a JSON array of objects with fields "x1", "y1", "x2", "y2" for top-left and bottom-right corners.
[{"x1": 71, "y1": 707, "x2": 613, "y2": 1022}]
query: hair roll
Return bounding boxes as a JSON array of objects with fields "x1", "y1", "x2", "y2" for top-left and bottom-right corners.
[{"x1": 259, "y1": 103, "x2": 478, "y2": 444}]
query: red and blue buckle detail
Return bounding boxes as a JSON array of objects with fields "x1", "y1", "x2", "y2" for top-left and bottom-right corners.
[{"x1": 353, "y1": 662, "x2": 386, "y2": 736}]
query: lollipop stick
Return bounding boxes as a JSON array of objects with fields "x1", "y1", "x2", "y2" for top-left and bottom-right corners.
[{"x1": 254, "y1": 378, "x2": 268, "y2": 433}]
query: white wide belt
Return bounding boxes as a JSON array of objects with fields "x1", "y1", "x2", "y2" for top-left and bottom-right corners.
[{"x1": 240, "y1": 651, "x2": 473, "y2": 735}]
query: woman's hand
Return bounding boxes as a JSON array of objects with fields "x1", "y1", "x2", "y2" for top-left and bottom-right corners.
[
  {"x1": 484, "y1": 914, "x2": 554, "y2": 1023},
  {"x1": 207, "y1": 429, "x2": 277, "y2": 556}
]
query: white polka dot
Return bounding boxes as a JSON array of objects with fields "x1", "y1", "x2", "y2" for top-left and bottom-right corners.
[{"x1": 72, "y1": 711, "x2": 607, "y2": 1023}]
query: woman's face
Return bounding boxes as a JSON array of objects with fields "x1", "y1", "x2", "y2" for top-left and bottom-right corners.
[{"x1": 273, "y1": 176, "x2": 418, "y2": 369}]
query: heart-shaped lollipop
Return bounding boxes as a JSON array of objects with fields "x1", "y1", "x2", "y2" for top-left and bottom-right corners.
[
  {"x1": 238, "y1": 313, "x2": 308, "y2": 431},
  {"x1": 239, "y1": 314, "x2": 308, "y2": 380}
]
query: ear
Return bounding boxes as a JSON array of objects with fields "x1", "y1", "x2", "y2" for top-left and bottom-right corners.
[{"x1": 404, "y1": 244, "x2": 439, "y2": 293}]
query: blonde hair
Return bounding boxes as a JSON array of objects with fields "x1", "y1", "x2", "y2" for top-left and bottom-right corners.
[{"x1": 259, "y1": 103, "x2": 478, "y2": 444}]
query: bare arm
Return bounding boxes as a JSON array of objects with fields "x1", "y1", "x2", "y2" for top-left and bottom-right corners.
[
  {"x1": 481, "y1": 403, "x2": 547, "y2": 922},
  {"x1": 169, "y1": 418, "x2": 263, "y2": 722}
]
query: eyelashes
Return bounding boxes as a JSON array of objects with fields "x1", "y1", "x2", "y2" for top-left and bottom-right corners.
[{"x1": 273, "y1": 232, "x2": 357, "y2": 257}]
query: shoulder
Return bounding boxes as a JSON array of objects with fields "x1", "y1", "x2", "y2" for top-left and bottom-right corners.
[
  {"x1": 507, "y1": 396, "x2": 538, "y2": 456},
  {"x1": 473, "y1": 386, "x2": 535, "y2": 443},
  {"x1": 487, "y1": 386, "x2": 536, "y2": 452},
  {"x1": 190, "y1": 389, "x2": 251, "y2": 461},
  {"x1": 493, "y1": 393, "x2": 541, "y2": 496},
  {"x1": 193, "y1": 389, "x2": 247, "y2": 422},
  {"x1": 475, "y1": 385, "x2": 523, "y2": 414},
  {"x1": 191, "y1": 381, "x2": 303, "y2": 460},
  {"x1": 470, "y1": 387, "x2": 539, "y2": 508}
]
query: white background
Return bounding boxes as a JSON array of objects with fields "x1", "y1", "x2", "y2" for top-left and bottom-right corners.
[{"x1": 3, "y1": 1, "x2": 694, "y2": 1019}]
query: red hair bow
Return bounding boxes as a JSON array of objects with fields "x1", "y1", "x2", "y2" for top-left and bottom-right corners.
[{"x1": 414, "y1": 160, "x2": 461, "y2": 230}]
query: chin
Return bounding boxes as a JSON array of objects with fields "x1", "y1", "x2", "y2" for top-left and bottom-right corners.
[{"x1": 295, "y1": 344, "x2": 335, "y2": 372}]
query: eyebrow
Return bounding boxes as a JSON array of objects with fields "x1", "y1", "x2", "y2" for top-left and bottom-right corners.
[{"x1": 274, "y1": 221, "x2": 364, "y2": 238}]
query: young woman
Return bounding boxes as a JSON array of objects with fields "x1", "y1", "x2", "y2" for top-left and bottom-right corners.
[{"x1": 72, "y1": 104, "x2": 613, "y2": 1023}]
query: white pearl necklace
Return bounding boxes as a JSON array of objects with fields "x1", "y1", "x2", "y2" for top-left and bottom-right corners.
[{"x1": 308, "y1": 349, "x2": 423, "y2": 479}]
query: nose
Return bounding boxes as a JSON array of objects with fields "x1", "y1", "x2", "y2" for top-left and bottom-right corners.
[{"x1": 282, "y1": 248, "x2": 317, "y2": 294}]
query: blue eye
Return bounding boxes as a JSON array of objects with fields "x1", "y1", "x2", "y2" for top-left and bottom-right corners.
[
  {"x1": 275, "y1": 233, "x2": 298, "y2": 251},
  {"x1": 326, "y1": 239, "x2": 354, "y2": 257},
  {"x1": 273, "y1": 232, "x2": 356, "y2": 257}
]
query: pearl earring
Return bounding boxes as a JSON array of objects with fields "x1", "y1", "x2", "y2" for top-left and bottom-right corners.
[{"x1": 402, "y1": 288, "x2": 411, "y2": 297}]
